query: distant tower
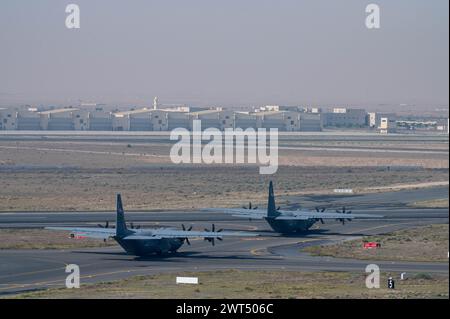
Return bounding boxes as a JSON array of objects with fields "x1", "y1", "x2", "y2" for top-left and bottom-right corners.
[{"x1": 153, "y1": 97, "x2": 159, "y2": 110}]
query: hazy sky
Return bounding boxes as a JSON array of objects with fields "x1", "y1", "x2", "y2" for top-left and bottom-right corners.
[{"x1": 0, "y1": 0, "x2": 448, "y2": 109}]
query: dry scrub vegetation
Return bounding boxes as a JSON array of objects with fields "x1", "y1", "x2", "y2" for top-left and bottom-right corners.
[
  {"x1": 0, "y1": 229, "x2": 116, "y2": 250},
  {"x1": 0, "y1": 166, "x2": 447, "y2": 211},
  {"x1": 0, "y1": 137, "x2": 448, "y2": 211},
  {"x1": 10, "y1": 269, "x2": 448, "y2": 299},
  {"x1": 304, "y1": 224, "x2": 449, "y2": 262}
]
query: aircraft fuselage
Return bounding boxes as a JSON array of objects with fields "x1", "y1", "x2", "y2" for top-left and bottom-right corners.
[
  {"x1": 114, "y1": 237, "x2": 184, "y2": 256},
  {"x1": 265, "y1": 217, "x2": 316, "y2": 234}
]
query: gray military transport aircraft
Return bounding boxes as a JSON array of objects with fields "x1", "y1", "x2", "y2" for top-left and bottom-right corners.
[
  {"x1": 204, "y1": 181, "x2": 383, "y2": 234},
  {"x1": 46, "y1": 194, "x2": 257, "y2": 256}
]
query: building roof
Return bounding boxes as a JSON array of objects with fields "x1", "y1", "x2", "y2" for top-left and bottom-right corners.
[
  {"x1": 190, "y1": 110, "x2": 223, "y2": 116},
  {"x1": 114, "y1": 108, "x2": 152, "y2": 116},
  {"x1": 40, "y1": 108, "x2": 78, "y2": 115},
  {"x1": 159, "y1": 108, "x2": 189, "y2": 113},
  {"x1": 252, "y1": 111, "x2": 287, "y2": 117}
]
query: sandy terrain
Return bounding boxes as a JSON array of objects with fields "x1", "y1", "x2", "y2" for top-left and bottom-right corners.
[
  {"x1": 0, "y1": 135, "x2": 447, "y2": 211},
  {"x1": 304, "y1": 224, "x2": 449, "y2": 262},
  {"x1": 10, "y1": 270, "x2": 448, "y2": 299},
  {"x1": 0, "y1": 229, "x2": 116, "y2": 250}
]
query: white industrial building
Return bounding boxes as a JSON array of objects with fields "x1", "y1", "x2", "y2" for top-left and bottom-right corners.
[
  {"x1": 112, "y1": 108, "x2": 189, "y2": 131},
  {"x1": 256, "y1": 111, "x2": 288, "y2": 131},
  {"x1": 16, "y1": 110, "x2": 41, "y2": 130},
  {"x1": 40, "y1": 108, "x2": 113, "y2": 131},
  {"x1": 0, "y1": 108, "x2": 17, "y2": 130},
  {"x1": 0, "y1": 106, "x2": 323, "y2": 132},
  {"x1": 129, "y1": 110, "x2": 152, "y2": 131},
  {"x1": 149, "y1": 110, "x2": 168, "y2": 131},
  {"x1": 40, "y1": 108, "x2": 77, "y2": 130},
  {"x1": 73, "y1": 110, "x2": 90, "y2": 131},
  {"x1": 368, "y1": 112, "x2": 397, "y2": 128},
  {"x1": 259, "y1": 105, "x2": 302, "y2": 113},
  {"x1": 167, "y1": 111, "x2": 190, "y2": 131},
  {"x1": 112, "y1": 113, "x2": 130, "y2": 131},
  {"x1": 436, "y1": 119, "x2": 449, "y2": 134},
  {"x1": 299, "y1": 113, "x2": 323, "y2": 131},
  {"x1": 89, "y1": 110, "x2": 113, "y2": 131},
  {"x1": 254, "y1": 111, "x2": 303, "y2": 132},
  {"x1": 113, "y1": 109, "x2": 152, "y2": 131},
  {"x1": 218, "y1": 110, "x2": 234, "y2": 130},
  {"x1": 190, "y1": 110, "x2": 234, "y2": 130},
  {"x1": 379, "y1": 117, "x2": 397, "y2": 134},
  {"x1": 234, "y1": 112, "x2": 258, "y2": 130},
  {"x1": 323, "y1": 108, "x2": 367, "y2": 127}
]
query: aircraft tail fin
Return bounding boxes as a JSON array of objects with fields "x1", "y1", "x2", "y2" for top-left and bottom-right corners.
[
  {"x1": 267, "y1": 181, "x2": 279, "y2": 218},
  {"x1": 115, "y1": 194, "x2": 129, "y2": 237}
]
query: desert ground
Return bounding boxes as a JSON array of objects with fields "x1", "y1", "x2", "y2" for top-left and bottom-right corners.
[
  {"x1": 304, "y1": 224, "x2": 449, "y2": 262},
  {"x1": 0, "y1": 133, "x2": 448, "y2": 211},
  {"x1": 0, "y1": 132, "x2": 448, "y2": 299},
  {"x1": 9, "y1": 269, "x2": 448, "y2": 299},
  {"x1": 0, "y1": 228, "x2": 116, "y2": 250}
]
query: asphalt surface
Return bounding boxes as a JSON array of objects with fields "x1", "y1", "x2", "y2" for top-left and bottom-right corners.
[
  {"x1": 1, "y1": 131, "x2": 448, "y2": 155},
  {"x1": 0, "y1": 187, "x2": 448, "y2": 296}
]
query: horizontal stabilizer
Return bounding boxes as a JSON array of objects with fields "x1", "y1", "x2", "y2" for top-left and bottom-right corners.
[{"x1": 45, "y1": 227, "x2": 115, "y2": 240}]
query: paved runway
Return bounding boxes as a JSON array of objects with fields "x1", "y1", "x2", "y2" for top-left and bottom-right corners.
[
  {"x1": 1, "y1": 186, "x2": 448, "y2": 228},
  {"x1": 0, "y1": 187, "x2": 448, "y2": 296}
]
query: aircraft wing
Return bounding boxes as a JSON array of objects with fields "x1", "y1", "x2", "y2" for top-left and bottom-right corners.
[
  {"x1": 202, "y1": 208, "x2": 267, "y2": 220},
  {"x1": 275, "y1": 211, "x2": 383, "y2": 220},
  {"x1": 203, "y1": 208, "x2": 382, "y2": 220},
  {"x1": 121, "y1": 235, "x2": 163, "y2": 240},
  {"x1": 149, "y1": 228, "x2": 258, "y2": 239},
  {"x1": 114, "y1": 230, "x2": 257, "y2": 241},
  {"x1": 45, "y1": 227, "x2": 115, "y2": 239}
]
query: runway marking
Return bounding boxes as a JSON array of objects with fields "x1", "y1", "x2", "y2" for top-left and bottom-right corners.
[
  {"x1": 251, "y1": 238, "x2": 319, "y2": 256},
  {"x1": 0, "y1": 145, "x2": 168, "y2": 159},
  {"x1": 250, "y1": 248, "x2": 266, "y2": 256},
  {"x1": 0, "y1": 257, "x2": 129, "y2": 291},
  {"x1": 347, "y1": 221, "x2": 429, "y2": 235},
  {"x1": 0, "y1": 266, "x2": 66, "y2": 282},
  {"x1": 0, "y1": 266, "x2": 169, "y2": 291},
  {"x1": 0, "y1": 255, "x2": 69, "y2": 280},
  {"x1": 0, "y1": 253, "x2": 122, "y2": 283},
  {"x1": 281, "y1": 145, "x2": 449, "y2": 155}
]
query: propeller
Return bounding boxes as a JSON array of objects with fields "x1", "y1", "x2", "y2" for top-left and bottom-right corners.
[
  {"x1": 181, "y1": 224, "x2": 193, "y2": 245},
  {"x1": 203, "y1": 224, "x2": 223, "y2": 246},
  {"x1": 129, "y1": 222, "x2": 141, "y2": 230},
  {"x1": 336, "y1": 207, "x2": 353, "y2": 225},
  {"x1": 314, "y1": 207, "x2": 326, "y2": 224},
  {"x1": 97, "y1": 221, "x2": 110, "y2": 228},
  {"x1": 243, "y1": 202, "x2": 258, "y2": 210},
  {"x1": 336, "y1": 206, "x2": 352, "y2": 215}
]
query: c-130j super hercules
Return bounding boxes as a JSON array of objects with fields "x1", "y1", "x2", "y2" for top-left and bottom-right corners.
[
  {"x1": 47, "y1": 194, "x2": 257, "y2": 256},
  {"x1": 204, "y1": 181, "x2": 382, "y2": 234}
]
